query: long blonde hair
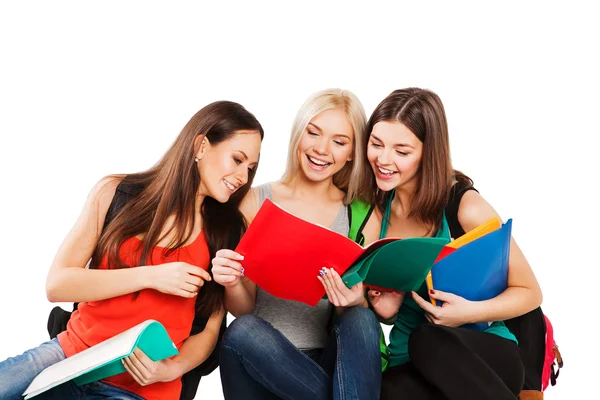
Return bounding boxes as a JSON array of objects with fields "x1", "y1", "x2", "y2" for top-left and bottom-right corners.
[{"x1": 281, "y1": 89, "x2": 368, "y2": 204}]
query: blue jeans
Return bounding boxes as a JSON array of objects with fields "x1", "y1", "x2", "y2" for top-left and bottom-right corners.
[
  {"x1": 0, "y1": 338, "x2": 144, "y2": 400},
  {"x1": 220, "y1": 306, "x2": 382, "y2": 400}
]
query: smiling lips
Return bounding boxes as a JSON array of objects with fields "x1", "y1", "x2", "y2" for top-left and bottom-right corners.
[
  {"x1": 375, "y1": 164, "x2": 398, "y2": 181},
  {"x1": 306, "y1": 155, "x2": 332, "y2": 170},
  {"x1": 223, "y1": 179, "x2": 238, "y2": 193}
]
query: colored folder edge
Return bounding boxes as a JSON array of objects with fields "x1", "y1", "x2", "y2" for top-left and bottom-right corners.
[
  {"x1": 428, "y1": 219, "x2": 512, "y2": 331},
  {"x1": 426, "y1": 217, "x2": 502, "y2": 305},
  {"x1": 73, "y1": 321, "x2": 178, "y2": 386},
  {"x1": 342, "y1": 237, "x2": 449, "y2": 292},
  {"x1": 24, "y1": 320, "x2": 178, "y2": 399}
]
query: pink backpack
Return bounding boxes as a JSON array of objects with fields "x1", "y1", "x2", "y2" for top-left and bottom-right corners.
[{"x1": 542, "y1": 315, "x2": 563, "y2": 391}]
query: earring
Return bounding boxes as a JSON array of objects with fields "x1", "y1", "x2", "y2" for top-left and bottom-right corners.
[{"x1": 194, "y1": 157, "x2": 200, "y2": 163}]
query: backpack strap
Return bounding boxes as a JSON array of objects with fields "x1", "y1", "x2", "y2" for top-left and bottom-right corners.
[
  {"x1": 48, "y1": 178, "x2": 144, "y2": 336},
  {"x1": 446, "y1": 181, "x2": 557, "y2": 393},
  {"x1": 348, "y1": 198, "x2": 375, "y2": 245},
  {"x1": 102, "y1": 180, "x2": 144, "y2": 230},
  {"x1": 46, "y1": 178, "x2": 219, "y2": 399},
  {"x1": 445, "y1": 180, "x2": 478, "y2": 239}
]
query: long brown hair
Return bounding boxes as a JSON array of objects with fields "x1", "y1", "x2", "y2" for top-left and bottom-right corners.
[
  {"x1": 364, "y1": 88, "x2": 472, "y2": 230},
  {"x1": 90, "y1": 101, "x2": 264, "y2": 318}
]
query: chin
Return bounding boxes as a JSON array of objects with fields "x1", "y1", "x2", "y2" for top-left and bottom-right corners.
[
  {"x1": 207, "y1": 189, "x2": 231, "y2": 204},
  {"x1": 299, "y1": 165, "x2": 330, "y2": 182},
  {"x1": 375, "y1": 178, "x2": 398, "y2": 192}
]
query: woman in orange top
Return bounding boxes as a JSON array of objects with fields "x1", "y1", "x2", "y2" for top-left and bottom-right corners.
[{"x1": 0, "y1": 101, "x2": 264, "y2": 400}]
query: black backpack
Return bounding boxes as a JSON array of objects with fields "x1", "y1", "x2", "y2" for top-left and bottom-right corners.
[
  {"x1": 446, "y1": 181, "x2": 562, "y2": 393},
  {"x1": 47, "y1": 180, "x2": 226, "y2": 400}
]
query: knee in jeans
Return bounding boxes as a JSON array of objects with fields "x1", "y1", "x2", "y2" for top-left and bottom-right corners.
[
  {"x1": 222, "y1": 314, "x2": 283, "y2": 354},
  {"x1": 339, "y1": 306, "x2": 379, "y2": 338},
  {"x1": 222, "y1": 314, "x2": 263, "y2": 347}
]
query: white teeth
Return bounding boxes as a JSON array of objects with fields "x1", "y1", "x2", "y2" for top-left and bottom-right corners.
[
  {"x1": 378, "y1": 166, "x2": 396, "y2": 175},
  {"x1": 223, "y1": 180, "x2": 235, "y2": 191},
  {"x1": 307, "y1": 155, "x2": 330, "y2": 166}
]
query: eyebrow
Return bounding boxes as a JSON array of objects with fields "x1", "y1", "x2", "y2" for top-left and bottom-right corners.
[
  {"x1": 308, "y1": 122, "x2": 352, "y2": 140},
  {"x1": 370, "y1": 134, "x2": 414, "y2": 149},
  {"x1": 235, "y1": 150, "x2": 248, "y2": 160}
]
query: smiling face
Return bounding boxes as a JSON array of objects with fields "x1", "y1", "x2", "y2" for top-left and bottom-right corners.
[
  {"x1": 367, "y1": 121, "x2": 423, "y2": 193},
  {"x1": 196, "y1": 130, "x2": 261, "y2": 202},
  {"x1": 296, "y1": 108, "x2": 354, "y2": 183}
]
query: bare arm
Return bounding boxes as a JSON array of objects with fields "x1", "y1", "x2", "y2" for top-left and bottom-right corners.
[
  {"x1": 224, "y1": 277, "x2": 257, "y2": 316},
  {"x1": 123, "y1": 307, "x2": 226, "y2": 385},
  {"x1": 46, "y1": 177, "x2": 210, "y2": 303},
  {"x1": 45, "y1": 177, "x2": 152, "y2": 302},
  {"x1": 214, "y1": 187, "x2": 259, "y2": 316},
  {"x1": 456, "y1": 190, "x2": 543, "y2": 322},
  {"x1": 169, "y1": 307, "x2": 225, "y2": 375}
]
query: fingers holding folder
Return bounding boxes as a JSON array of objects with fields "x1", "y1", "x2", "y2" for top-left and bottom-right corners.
[{"x1": 212, "y1": 249, "x2": 245, "y2": 288}]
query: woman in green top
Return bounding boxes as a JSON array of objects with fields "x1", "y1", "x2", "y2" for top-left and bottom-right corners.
[{"x1": 359, "y1": 88, "x2": 543, "y2": 400}]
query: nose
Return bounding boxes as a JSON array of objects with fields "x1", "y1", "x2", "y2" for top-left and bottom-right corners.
[
  {"x1": 313, "y1": 137, "x2": 329, "y2": 155},
  {"x1": 236, "y1": 167, "x2": 249, "y2": 187},
  {"x1": 377, "y1": 148, "x2": 392, "y2": 165}
]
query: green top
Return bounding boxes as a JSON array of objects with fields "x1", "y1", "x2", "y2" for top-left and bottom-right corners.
[{"x1": 380, "y1": 191, "x2": 517, "y2": 367}]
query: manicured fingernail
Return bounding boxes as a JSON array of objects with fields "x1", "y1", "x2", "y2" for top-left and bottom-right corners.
[
  {"x1": 319, "y1": 270, "x2": 325, "y2": 276},
  {"x1": 429, "y1": 290, "x2": 435, "y2": 294},
  {"x1": 241, "y1": 267, "x2": 245, "y2": 273},
  {"x1": 239, "y1": 255, "x2": 244, "y2": 260}
]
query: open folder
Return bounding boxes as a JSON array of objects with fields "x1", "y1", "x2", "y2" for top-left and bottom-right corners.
[
  {"x1": 235, "y1": 199, "x2": 448, "y2": 306},
  {"x1": 427, "y1": 218, "x2": 512, "y2": 331},
  {"x1": 23, "y1": 320, "x2": 178, "y2": 399}
]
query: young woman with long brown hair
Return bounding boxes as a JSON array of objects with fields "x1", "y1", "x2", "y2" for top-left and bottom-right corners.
[
  {"x1": 0, "y1": 101, "x2": 264, "y2": 400},
  {"x1": 361, "y1": 88, "x2": 543, "y2": 400}
]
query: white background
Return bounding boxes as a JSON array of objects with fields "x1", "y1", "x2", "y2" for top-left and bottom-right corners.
[{"x1": 0, "y1": 1, "x2": 597, "y2": 399}]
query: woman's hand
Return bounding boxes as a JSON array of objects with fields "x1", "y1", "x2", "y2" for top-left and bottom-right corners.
[
  {"x1": 211, "y1": 249, "x2": 244, "y2": 288},
  {"x1": 412, "y1": 289, "x2": 479, "y2": 327},
  {"x1": 148, "y1": 262, "x2": 212, "y2": 298},
  {"x1": 122, "y1": 348, "x2": 181, "y2": 386},
  {"x1": 318, "y1": 267, "x2": 365, "y2": 308},
  {"x1": 368, "y1": 289, "x2": 405, "y2": 320}
]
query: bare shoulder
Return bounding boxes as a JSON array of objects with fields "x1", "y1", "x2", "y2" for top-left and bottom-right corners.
[
  {"x1": 88, "y1": 175, "x2": 122, "y2": 207},
  {"x1": 83, "y1": 175, "x2": 125, "y2": 226},
  {"x1": 457, "y1": 190, "x2": 502, "y2": 232},
  {"x1": 269, "y1": 181, "x2": 286, "y2": 198}
]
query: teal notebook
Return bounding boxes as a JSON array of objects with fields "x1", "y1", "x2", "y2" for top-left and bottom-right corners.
[
  {"x1": 342, "y1": 237, "x2": 449, "y2": 292},
  {"x1": 23, "y1": 319, "x2": 178, "y2": 399}
]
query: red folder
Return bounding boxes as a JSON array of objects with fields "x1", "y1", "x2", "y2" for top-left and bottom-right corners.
[{"x1": 236, "y1": 200, "x2": 445, "y2": 306}]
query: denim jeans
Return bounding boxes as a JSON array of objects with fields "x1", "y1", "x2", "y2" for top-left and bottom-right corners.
[
  {"x1": 0, "y1": 338, "x2": 144, "y2": 400},
  {"x1": 219, "y1": 306, "x2": 382, "y2": 400}
]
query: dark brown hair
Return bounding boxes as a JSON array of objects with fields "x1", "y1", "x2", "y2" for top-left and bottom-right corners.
[
  {"x1": 364, "y1": 88, "x2": 472, "y2": 231},
  {"x1": 90, "y1": 101, "x2": 264, "y2": 319}
]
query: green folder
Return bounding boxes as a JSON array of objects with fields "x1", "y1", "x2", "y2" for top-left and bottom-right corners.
[
  {"x1": 342, "y1": 237, "x2": 449, "y2": 292},
  {"x1": 74, "y1": 320, "x2": 178, "y2": 386},
  {"x1": 24, "y1": 320, "x2": 178, "y2": 399}
]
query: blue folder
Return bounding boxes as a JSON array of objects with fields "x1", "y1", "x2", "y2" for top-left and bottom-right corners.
[{"x1": 431, "y1": 219, "x2": 512, "y2": 331}]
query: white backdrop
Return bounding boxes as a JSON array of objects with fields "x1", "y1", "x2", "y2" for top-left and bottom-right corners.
[{"x1": 0, "y1": 2, "x2": 597, "y2": 399}]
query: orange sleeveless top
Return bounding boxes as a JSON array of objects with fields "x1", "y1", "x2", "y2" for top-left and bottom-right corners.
[{"x1": 58, "y1": 231, "x2": 210, "y2": 400}]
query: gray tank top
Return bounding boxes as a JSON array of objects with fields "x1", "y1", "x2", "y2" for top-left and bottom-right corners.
[{"x1": 253, "y1": 183, "x2": 350, "y2": 350}]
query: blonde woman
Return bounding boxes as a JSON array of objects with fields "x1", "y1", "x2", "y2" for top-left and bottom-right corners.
[{"x1": 212, "y1": 89, "x2": 381, "y2": 400}]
